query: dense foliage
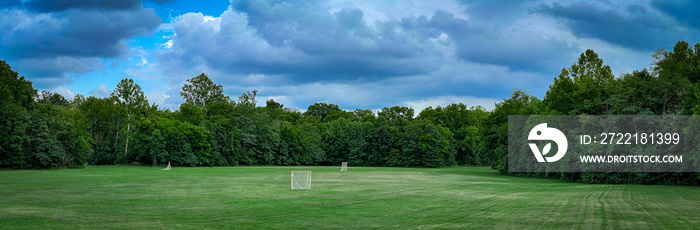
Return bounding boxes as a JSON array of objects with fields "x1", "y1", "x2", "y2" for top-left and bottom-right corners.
[
  {"x1": 0, "y1": 59, "x2": 91, "y2": 168},
  {"x1": 1, "y1": 41, "x2": 700, "y2": 185},
  {"x1": 484, "y1": 41, "x2": 700, "y2": 185}
]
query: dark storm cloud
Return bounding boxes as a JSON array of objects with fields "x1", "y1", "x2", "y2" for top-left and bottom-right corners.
[
  {"x1": 23, "y1": 0, "x2": 143, "y2": 12},
  {"x1": 159, "y1": 2, "x2": 444, "y2": 83},
  {"x1": 423, "y1": 9, "x2": 575, "y2": 73},
  {"x1": 458, "y1": 0, "x2": 534, "y2": 22},
  {"x1": 538, "y1": 2, "x2": 685, "y2": 51},
  {"x1": 0, "y1": 0, "x2": 21, "y2": 8},
  {"x1": 0, "y1": 0, "x2": 161, "y2": 87},
  {"x1": 150, "y1": 0, "x2": 598, "y2": 110},
  {"x1": 157, "y1": 1, "x2": 550, "y2": 109},
  {"x1": 0, "y1": 8, "x2": 160, "y2": 59},
  {"x1": 229, "y1": 0, "x2": 431, "y2": 59},
  {"x1": 161, "y1": 0, "x2": 575, "y2": 86},
  {"x1": 11, "y1": 57, "x2": 103, "y2": 89},
  {"x1": 19, "y1": 0, "x2": 174, "y2": 12},
  {"x1": 651, "y1": 0, "x2": 700, "y2": 30}
]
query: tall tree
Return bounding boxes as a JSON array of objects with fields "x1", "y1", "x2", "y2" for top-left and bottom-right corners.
[
  {"x1": 111, "y1": 78, "x2": 149, "y2": 158},
  {"x1": 80, "y1": 96, "x2": 124, "y2": 164},
  {"x1": 378, "y1": 106, "x2": 414, "y2": 123},
  {"x1": 303, "y1": 102, "x2": 340, "y2": 122},
  {"x1": 37, "y1": 91, "x2": 69, "y2": 107},
  {"x1": 544, "y1": 49, "x2": 614, "y2": 114},
  {"x1": 180, "y1": 73, "x2": 229, "y2": 108},
  {"x1": 236, "y1": 90, "x2": 258, "y2": 114},
  {"x1": 484, "y1": 89, "x2": 539, "y2": 173},
  {"x1": 0, "y1": 58, "x2": 36, "y2": 109},
  {"x1": 264, "y1": 99, "x2": 285, "y2": 120},
  {"x1": 352, "y1": 109, "x2": 375, "y2": 122},
  {"x1": 653, "y1": 41, "x2": 700, "y2": 114},
  {"x1": 265, "y1": 99, "x2": 283, "y2": 110}
]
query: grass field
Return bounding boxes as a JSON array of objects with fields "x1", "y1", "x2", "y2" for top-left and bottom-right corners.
[{"x1": 1, "y1": 166, "x2": 699, "y2": 229}]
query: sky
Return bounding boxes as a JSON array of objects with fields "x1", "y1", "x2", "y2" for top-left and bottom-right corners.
[{"x1": 1, "y1": 0, "x2": 699, "y2": 112}]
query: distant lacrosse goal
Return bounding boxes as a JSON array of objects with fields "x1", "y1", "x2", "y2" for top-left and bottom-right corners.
[
  {"x1": 291, "y1": 171, "x2": 311, "y2": 190},
  {"x1": 340, "y1": 162, "x2": 347, "y2": 171},
  {"x1": 161, "y1": 161, "x2": 171, "y2": 171}
]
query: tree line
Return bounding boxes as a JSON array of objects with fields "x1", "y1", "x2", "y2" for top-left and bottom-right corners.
[
  {"x1": 485, "y1": 41, "x2": 700, "y2": 185},
  {"x1": 1, "y1": 41, "x2": 699, "y2": 185},
  {"x1": 0, "y1": 69, "x2": 482, "y2": 169}
]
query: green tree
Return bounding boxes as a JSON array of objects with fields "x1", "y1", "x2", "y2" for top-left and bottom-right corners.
[
  {"x1": 264, "y1": 99, "x2": 293, "y2": 122},
  {"x1": 0, "y1": 103, "x2": 31, "y2": 168},
  {"x1": 483, "y1": 89, "x2": 540, "y2": 173},
  {"x1": 80, "y1": 96, "x2": 124, "y2": 164},
  {"x1": 280, "y1": 124, "x2": 305, "y2": 165},
  {"x1": 654, "y1": 41, "x2": 700, "y2": 84},
  {"x1": 365, "y1": 117, "x2": 392, "y2": 166},
  {"x1": 298, "y1": 122, "x2": 326, "y2": 164},
  {"x1": 234, "y1": 112, "x2": 280, "y2": 165},
  {"x1": 0, "y1": 59, "x2": 36, "y2": 168},
  {"x1": 37, "y1": 91, "x2": 69, "y2": 107},
  {"x1": 607, "y1": 69, "x2": 659, "y2": 115},
  {"x1": 378, "y1": 106, "x2": 414, "y2": 123},
  {"x1": 324, "y1": 118, "x2": 353, "y2": 165},
  {"x1": 653, "y1": 41, "x2": 700, "y2": 114},
  {"x1": 177, "y1": 103, "x2": 205, "y2": 125},
  {"x1": 134, "y1": 117, "x2": 211, "y2": 166},
  {"x1": 325, "y1": 110, "x2": 355, "y2": 122},
  {"x1": 0, "y1": 58, "x2": 37, "y2": 109},
  {"x1": 180, "y1": 73, "x2": 229, "y2": 108},
  {"x1": 112, "y1": 78, "x2": 149, "y2": 159},
  {"x1": 397, "y1": 120, "x2": 454, "y2": 167},
  {"x1": 544, "y1": 49, "x2": 614, "y2": 115},
  {"x1": 238, "y1": 90, "x2": 258, "y2": 107},
  {"x1": 27, "y1": 111, "x2": 65, "y2": 168},
  {"x1": 304, "y1": 102, "x2": 341, "y2": 122},
  {"x1": 60, "y1": 105, "x2": 93, "y2": 166},
  {"x1": 352, "y1": 109, "x2": 375, "y2": 122},
  {"x1": 265, "y1": 99, "x2": 283, "y2": 110}
]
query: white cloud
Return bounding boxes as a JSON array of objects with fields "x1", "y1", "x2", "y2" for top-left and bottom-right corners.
[
  {"x1": 124, "y1": 63, "x2": 163, "y2": 80},
  {"x1": 53, "y1": 86, "x2": 76, "y2": 100},
  {"x1": 146, "y1": 92, "x2": 169, "y2": 107},
  {"x1": 162, "y1": 39, "x2": 173, "y2": 49},
  {"x1": 159, "y1": 23, "x2": 174, "y2": 31},
  {"x1": 139, "y1": 55, "x2": 148, "y2": 66},
  {"x1": 89, "y1": 84, "x2": 111, "y2": 98}
]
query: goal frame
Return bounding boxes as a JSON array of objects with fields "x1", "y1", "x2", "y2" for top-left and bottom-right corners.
[
  {"x1": 161, "y1": 161, "x2": 171, "y2": 171},
  {"x1": 341, "y1": 162, "x2": 347, "y2": 171},
  {"x1": 291, "y1": 171, "x2": 312, "y2": 190}
]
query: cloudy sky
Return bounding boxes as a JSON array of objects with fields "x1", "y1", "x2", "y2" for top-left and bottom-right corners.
[{"x1": 1, "y1": 0, "x2": 698, "y2": 111}]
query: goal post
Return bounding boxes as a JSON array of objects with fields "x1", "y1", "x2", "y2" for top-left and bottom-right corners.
[
  {"x1": 291, "y1": 171, "x2": 311, "y2": 190},
  {"x1": 161, "y1": 161, "x2": 171, "y2": 171},
  {"x1": 340, "y1": 162, "x2": 347, "y2": 171}
]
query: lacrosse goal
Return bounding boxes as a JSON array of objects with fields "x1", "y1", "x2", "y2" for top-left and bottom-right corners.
[
  {"x1": 161, "y1": 161, "x2": 171, "y2": 171},
  {"x1": 291, "y1": 171, "x2": 311, "y2": 190}
]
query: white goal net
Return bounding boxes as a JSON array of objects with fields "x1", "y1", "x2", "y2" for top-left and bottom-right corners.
[
  {"x1": 161, "y1": 161, "x2": 171, "y2": 171},
  {"x1": 291, "y1": 171, "x2": 311, "y2": 190},
  {"x1": 341, "y1": 162, "x2": 347, "y2": 171}
]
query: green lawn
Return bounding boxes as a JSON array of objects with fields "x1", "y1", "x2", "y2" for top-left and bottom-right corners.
[{"x1": 1, "y1": 166, "x2": 699, "y2": 229}]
